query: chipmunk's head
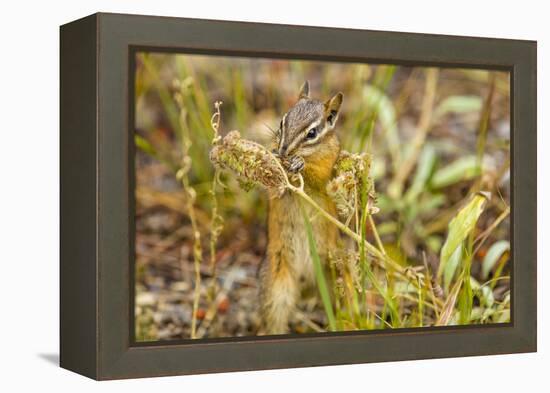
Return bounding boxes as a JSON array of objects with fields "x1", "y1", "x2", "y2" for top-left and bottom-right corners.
[{"x1": 274, "y1": 81, "x2": 343, "y2": 160}]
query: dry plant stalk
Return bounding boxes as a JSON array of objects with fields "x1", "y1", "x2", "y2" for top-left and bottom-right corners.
[
  {"x1": 330, "y1": 249, "x2": 362, "y2": 294},
  {"x1": 208, "y1": 102, "x2": 225, "y2": 301},
  {"x1": 174, "y1": 88, "x2": 203, "y2": 339}
]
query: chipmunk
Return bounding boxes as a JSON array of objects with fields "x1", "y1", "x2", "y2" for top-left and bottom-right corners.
[{"x1": 259, "y1": 81, "x2": 344, "y2": 334}]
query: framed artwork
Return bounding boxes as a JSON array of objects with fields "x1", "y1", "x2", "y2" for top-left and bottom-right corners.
[{"x1": 60, "y1": 13, "x2": 536, "y2": 379}]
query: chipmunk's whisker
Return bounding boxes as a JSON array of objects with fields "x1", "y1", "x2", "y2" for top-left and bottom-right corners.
[{"x1": 262, "y1": 122, "x2": 278, "y2": 137}]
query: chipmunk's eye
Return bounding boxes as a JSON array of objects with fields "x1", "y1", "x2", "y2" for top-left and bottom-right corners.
[{"x1": 306, "y1": 127, "x2": 318, "y2": 140}]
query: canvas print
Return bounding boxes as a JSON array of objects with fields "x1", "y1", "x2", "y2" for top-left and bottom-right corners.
[{"x1": 133, "y1": 52, "x2": 511, "y2": 341}]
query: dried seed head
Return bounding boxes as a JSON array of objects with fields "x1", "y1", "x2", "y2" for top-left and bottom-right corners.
[
  {"x1": 209, "y1": 131, "x2": 287, "y2": 197},
  {"x1": 329, "y1": 250, "x2": 345, "y2": 273},
  {"x1": 335, "y1": 277, "x2": 345, "y2": 297},
  {"x1": 327, "y1": 151, "x2": 378, "y2": 220}
]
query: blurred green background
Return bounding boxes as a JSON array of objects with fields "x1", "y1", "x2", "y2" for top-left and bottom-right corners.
[{"x1": 134, "y1": 52, "x2": 510, "y2": 341}]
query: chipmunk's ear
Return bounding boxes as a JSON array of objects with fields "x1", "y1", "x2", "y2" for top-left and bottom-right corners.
[
  {"x1": 325, "y1": 92, "x2": 343, "y2": 127},
  {"x1": 298, "y1": 81, "x2": 310, "y2": 99}
]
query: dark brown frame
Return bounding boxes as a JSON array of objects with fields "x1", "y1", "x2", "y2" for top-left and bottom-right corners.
[{"x1": 60, "y1": 12, "x2": 537, "y2": 380}]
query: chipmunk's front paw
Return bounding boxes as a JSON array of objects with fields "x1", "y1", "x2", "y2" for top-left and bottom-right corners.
[{"x1": 287, "y1": 156, "x2": 305, "y2": 174}]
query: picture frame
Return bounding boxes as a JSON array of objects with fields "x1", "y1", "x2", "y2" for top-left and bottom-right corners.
[{"x1": 60, "y1": 12, "x2": 537, "y2": 380}]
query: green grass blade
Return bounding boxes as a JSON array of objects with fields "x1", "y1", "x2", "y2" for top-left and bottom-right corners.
[
  {"x1": 458, "y1": 244, "x2": 473, "y2": 324},
  {"x1": 301, "y1": 207, "x2": 337, "y2": 331},
  {"x1": 140, "y1": 54, "x2": 182, "y2": 142},
  {"x1": 417, "y1": 277, "x2": 424, "y2": 328},
  {"x1": 360, "y1": 245, "x2": 401, "y2": 327},
  {"x1": 134, "y1": 134, "x2": 177, "y2": 172},
  {"x1": 135, "y1": 134, "x2": 157, "y2": 157},
  {"x1": 443, "y1": 245, "x2": 463, "y2": 292}
]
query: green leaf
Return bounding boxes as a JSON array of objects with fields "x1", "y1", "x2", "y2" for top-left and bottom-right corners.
[
  {"x1": 458, "y1": 250, "x2": 473, "y2": 325},
  {"x1": 418, "y1": 194, "x2": 447, "y2": 213},
  {"x1": 469, "y1": 277, "x2": 495, "y2": 316},
  {"x1": 481, "y1": 240, "x2": 510, "y2": 279},
  {"x1": 437, "y1": 193, "x2": 490, "y2": 279},
  {"x1": 302, "y1": 207, "x2": 336, "y2": 331},
  {"x1": 135, "y1": 134, "x2": 157, "y2": 157},
  {"x1": 434, "y1": 95, "x2": 483, "y2": 119},
  {"x1": 426, "y1": 236, "x2": 443, "y2": 254},
  {"x1": 431, "y1": 156, "x2": 482, "y2": 189},
  {"x1": 443, "y1": 245, "x2": 462, "y2": 292},
  {"x1": 135, "y1": 134, "x2": 178, "y2": 173},
  {"x1": 480, "y1": 285, "x2": 495, "y2": 309},
  {"x1": 408, "y1": 193, "x2": 447, "y2": 223},
  {"x1": 404, "y1": 144, "x2": 437, "y2": 204}
]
